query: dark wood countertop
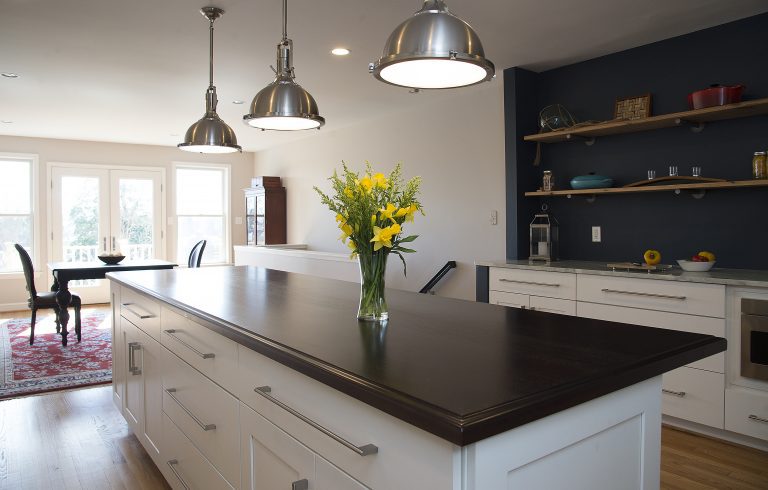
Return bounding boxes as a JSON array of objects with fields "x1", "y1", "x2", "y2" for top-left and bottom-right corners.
[{"x1": 108, "y1": 266, "x2": 725, "y2": 446}]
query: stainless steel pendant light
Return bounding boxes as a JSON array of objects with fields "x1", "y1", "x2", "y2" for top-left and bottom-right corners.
[
  {"x1": 243, "y1": 0, "x2": 325, "y2": 131},
  {"x1": 370, "y1": 0, "x2": 495, "y2": 89},
  {"x1": 178, "y1": 7, "x2": 241, "y2": 154}
]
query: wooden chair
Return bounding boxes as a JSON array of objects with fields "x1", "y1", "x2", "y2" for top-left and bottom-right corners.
[
  {"x1": 15, "y1": 244, "x2": 82, "y2": 345},
  {"x1": 187, "y1": 240, "x2": 207, "y2": 268}
]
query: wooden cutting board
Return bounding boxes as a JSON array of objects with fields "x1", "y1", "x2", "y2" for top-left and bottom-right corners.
[{"x1": 607, "y1": 262, "x2": 673, "y2": 272}]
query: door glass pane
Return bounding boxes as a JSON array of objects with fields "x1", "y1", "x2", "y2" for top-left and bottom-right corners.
[
  {"x1": 118, "y1": 178, "x2": 154, "y2": 260},
  {"x1": 61, "y1": 176, "x2": 99, "y2": 263},
  {"x1": 177, "y1": 216, "x2": 224, "y2": 263}
]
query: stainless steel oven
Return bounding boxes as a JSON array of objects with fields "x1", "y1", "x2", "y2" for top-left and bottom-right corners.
[{"x1": 742, "y1": 298, "x2": 768, "y2": 381}]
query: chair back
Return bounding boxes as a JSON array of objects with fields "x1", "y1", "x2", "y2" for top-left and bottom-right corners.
[
  {"x1": 187, "y1": 240, "x2": 207, "y2": 268},
  {"x1": 14, "y1": 244, "x2": 37, "y2": 298}
]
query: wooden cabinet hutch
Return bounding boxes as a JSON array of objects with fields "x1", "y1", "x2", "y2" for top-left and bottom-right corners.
[{"x1": 244, "y1": 176, "x2": 286, "y2": 245}]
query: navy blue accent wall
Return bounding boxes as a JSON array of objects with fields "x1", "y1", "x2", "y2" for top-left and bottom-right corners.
[
  {"x1": 476, "y1": 265, "x2": 489, "y2": 302},
  {"x1": 504, "y1": 13, "x2": 768, "y2": 269}
]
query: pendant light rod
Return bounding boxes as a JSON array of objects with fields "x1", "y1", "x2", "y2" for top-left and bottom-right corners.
[
  {"x1": 209, "y1": 16, "x2": 214, "y2": 87},
  {"x1": 282, "y1": 0, "x2": 288, "y2": 41}
]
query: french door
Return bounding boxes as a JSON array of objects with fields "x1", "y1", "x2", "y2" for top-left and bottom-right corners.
[{"x1": 50, "y1": 165, "x2": 164, "y2": 303}]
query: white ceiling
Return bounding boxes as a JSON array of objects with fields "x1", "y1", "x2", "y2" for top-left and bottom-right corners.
[{"x1": 2, "y1": 0, "x2": 767, "y2": 152}]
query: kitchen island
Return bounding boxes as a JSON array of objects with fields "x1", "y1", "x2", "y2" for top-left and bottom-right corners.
[{"x1": 108, "y1": 266, "x2": 725, "y2": 489}]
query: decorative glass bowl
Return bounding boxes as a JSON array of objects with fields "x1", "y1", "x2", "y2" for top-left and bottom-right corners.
[
  {"x1": 98, "y1": 254, "x2": 125, "y2": 265},
  {"x1": 676, "y1": 260, "x2": 715, "y2": 272}
]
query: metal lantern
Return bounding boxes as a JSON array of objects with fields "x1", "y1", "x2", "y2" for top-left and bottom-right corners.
[{"x1": 529, "y1": 211, "x2": 558, "y2": 263}]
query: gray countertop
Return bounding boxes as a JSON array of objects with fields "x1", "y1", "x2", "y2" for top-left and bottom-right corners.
[{"x1": 476, "y1": 259, "x2": 768, "y2": 288}]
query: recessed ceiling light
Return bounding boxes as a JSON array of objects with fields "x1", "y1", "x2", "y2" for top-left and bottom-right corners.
[
  {"x1": 1, "y1": 72, "x2": 19, "y2": 78},
  {"x1": 169, "y1": 133, "x2": 180, "y2": 137},
  {"x1": 331, "y1": 48, "x2": 350, "y2": 56},
  {"x1": 232, "y1": 100, "x2": 244, "y2": 105},
  {"x1": 1, "y1": 120, "x2": 13, "y2": 124}
]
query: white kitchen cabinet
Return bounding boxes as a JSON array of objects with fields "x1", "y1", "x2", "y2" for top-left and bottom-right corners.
[
  {"x1": 121, "y1": 315, "x2": 164, "y2": 466},
  {"x1": 725, "y1": 387, "x2": 768, "y2": 441},
  {"x1": 661, "y1": 367, "x2": 724, "y2": 428},
  {"x1": 110, "y1": 284, "x2": 125, "y2": 411},
  {"x1": 489, "y1": 268, "x2": 577, "y2": 315}
]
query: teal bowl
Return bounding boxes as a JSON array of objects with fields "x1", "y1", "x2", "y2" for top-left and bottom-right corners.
[{"x1": 570, "y1": 175, "x2": 614, "y2": 190}]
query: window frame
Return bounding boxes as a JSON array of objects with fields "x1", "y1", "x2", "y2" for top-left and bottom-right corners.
[
  {"x1": 173, "y1": 162, "x2": 231, "y2": 265},
  {"x1": 0, "y1": 152, "x2": 39, "y2": 279}
]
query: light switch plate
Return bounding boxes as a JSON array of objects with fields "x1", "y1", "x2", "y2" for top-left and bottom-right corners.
[{"x1": 235, "y1": 216, "x2": 243, "y2": 225}]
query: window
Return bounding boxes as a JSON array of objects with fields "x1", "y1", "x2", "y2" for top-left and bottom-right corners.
[
  {"x1": 0, "y1": 154, "x2": 36, "y2": 273},
  {"x1": 175, "y1": 164, "x2": 230, "y2": 265}
]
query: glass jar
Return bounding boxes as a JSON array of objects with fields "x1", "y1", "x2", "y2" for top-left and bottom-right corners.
[
  {"x1": 542, "y1": 170, "x2": 554, "y2": 192},
  {"x1": 754, "y1": 151, "x2": 767, "y2": 179}
]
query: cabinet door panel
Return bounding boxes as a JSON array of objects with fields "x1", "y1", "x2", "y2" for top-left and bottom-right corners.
[
  {"x1": 140, "y1": 328, "x2": 164, "y2": 465},
  {"x1": 316, "y1": 457, "x2": 368, "y2": 490},
  {"x1": 529, "y1": 296, "x2": 576, "y2": 316},
  {"x1": 111, "y1": 284, "x2": 125, "y2": 411},
  {"x1": 489, "y1": 291, "x2": 529, "y2": 309},
  {"x1": 122, "y1": 318, "x2": 142, "y2": 434},
  {"x1": 662, "y1": 367, "x2": 724, "y2": 428},
  {"x1": 240, "y1": 403, "x2": 314, "y2": 490}
]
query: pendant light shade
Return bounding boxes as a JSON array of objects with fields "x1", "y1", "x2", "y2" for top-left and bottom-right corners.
[
  {"x1": 370, "y1": 0, "x2": 495, "y2": 89},
  {"x1": 179, "y1": 7, "x2": 241, "y2": 153},
  {"x1": 243, "y1": 0, "x2": 325, "y2": 131}
]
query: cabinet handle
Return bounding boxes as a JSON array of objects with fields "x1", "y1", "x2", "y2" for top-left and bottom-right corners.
[
  {"x1": 601, "y1": 289, "x2": 686, "y2": 301},
  {"x1": 164, "y1": 329, "x2": 215, "y2": 359},
  {"x1": 128, "y1": 342, "x2": 142, "y2": 375},
  {"x1": 254, "y1": 386, "x2": 378, "y2": 456},
  {"x1": 499, "y1": 278, "x2": 560, "y2": 287},
  {"x1": 165, "y1": 388, "x2": 217, "y2": 431},
  {"x1": 291, "y1": 479, "x2": 309, "y2": 490},
  {"x1": 166, "y1": 460, "x2": 191, "y2": 490},
  {"x1": 662, "y1": 389, "x2": 686, "y2": 398},
  {"x1": 122, "y1": 303, "x2": 155, "y2": 319},
  {"x1": 749, "y1": 414, "x2": 768, "y2": 424}
]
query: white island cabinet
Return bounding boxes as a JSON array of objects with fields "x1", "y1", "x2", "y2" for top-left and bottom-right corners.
[{"x1": 109, "y1": 266, "x2": 723, "y2": 489}]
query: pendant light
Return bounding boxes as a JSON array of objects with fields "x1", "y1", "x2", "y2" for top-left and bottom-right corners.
[
  {"x1": 243, "y1": 0, "x2": 325, "y2": 131},
  {"x1": 370, "y1": 0, "x2": 495, "y2": 89},
  {"x1": 178, "y1": 7, "x2": 241, "y2": 153}
]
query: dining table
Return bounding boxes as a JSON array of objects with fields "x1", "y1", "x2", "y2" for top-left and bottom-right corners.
[{"x1": 48, "y1": 259, "x2": 177, "y2": 346}]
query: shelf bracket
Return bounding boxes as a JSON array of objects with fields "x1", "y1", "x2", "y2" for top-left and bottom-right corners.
[
  {"x1": 675, "y1": 118, "x2": 705, "y2": 133},
  {"x1": 691, "y1": 189, "x2": 706, "y2": 199},
  {"x1": 564, "y1": 134, "x2": 596, "y2": 146},
  {"x1": 585, "y1": 194, "x2": 597, "y2": 203}
]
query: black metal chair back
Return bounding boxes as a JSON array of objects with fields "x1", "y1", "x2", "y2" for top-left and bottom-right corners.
[
  {"x1": 15, "y1": 244, "x2": 38, "y2": 299},
  {"x1": 188, "y1": 240, "x2": 207, "y2": 268}
]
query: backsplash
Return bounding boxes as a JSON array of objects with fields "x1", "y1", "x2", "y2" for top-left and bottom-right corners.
[{"x1": 505, "y1": 13, "x2": 768, "y2": 269}]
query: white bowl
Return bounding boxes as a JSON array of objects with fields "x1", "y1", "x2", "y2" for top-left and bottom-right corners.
[{"x1": 677, "y1": 259, "x2": 715, "y2": 272}]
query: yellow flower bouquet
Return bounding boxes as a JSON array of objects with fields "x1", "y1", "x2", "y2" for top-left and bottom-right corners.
[{"x1": 314, "y1": 162, "x2": 422, "y2": 321}]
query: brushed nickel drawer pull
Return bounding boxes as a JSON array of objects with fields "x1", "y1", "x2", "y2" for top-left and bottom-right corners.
[
  {"x1": 499, "y1": 278, "x2": 560, "y2": 287},
  {"x1": 749, "y1": 414, "x2": 768, "y2": 424},
  {"x1": 166, "y1": 459, "x2": 191, "y2": 490},
  {"x1": 662, "y1": 389, "x2": 686, "y2": 397},
  {"x1": 165, "y1": 388, "x2": 216, "y2": 431},
  {"x1": 601, "y1": 289, "x2": 686, "y2": 301},
  {"x1": 121, "y1": 303, "x2": 154, "y2": 319},
  {"x1": 254, "y1": 386, "x2": 378, "y2": 456},
  {"x1": 164, "y1": 329, "x2": 215, "y2": 359},
  {"x1": 128, "y1": 342, "x2": 142, "y2": 375},
  {"x1": 292, "y1": 479, "x2": 309, "y2": 490}
]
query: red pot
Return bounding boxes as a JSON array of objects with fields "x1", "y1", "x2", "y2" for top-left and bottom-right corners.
[{"x1": 688, "y1": 84, "x2": 745, "y2": 110}]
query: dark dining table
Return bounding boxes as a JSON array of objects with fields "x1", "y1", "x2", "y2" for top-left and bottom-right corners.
[{"x1": 48, "y1": 259, "x2": 177, "y2": 346}]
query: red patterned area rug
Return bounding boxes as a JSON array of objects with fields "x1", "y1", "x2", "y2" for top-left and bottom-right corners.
[{"x1": 0, "y1": 309, "x2": 111, "y2": 400}]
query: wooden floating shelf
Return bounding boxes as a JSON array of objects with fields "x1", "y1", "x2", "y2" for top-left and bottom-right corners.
[
  {"x1": 524, "y1": 98, "x2": 768, "y2": 143},
  {"x1": 525, "y1": 179, "x2": 768, "y2": 197}
]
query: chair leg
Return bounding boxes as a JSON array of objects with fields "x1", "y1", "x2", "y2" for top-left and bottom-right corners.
[
  {"x1": 55, "y1": 307, "x2": 61, "y2": 334},
  {"x1": 30, "y1": 308, "x2": 37, "y2": 345},
  {"x1": 75, "y1": 305, "x2": 82, "y2": 342}
]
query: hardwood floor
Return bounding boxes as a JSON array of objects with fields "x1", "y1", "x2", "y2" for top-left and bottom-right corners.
[{"x1": 1, "y1": 307, "x2": 767, "y2": 489}]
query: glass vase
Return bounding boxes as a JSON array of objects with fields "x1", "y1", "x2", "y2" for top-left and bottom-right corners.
[{"x1": 357, "y1": 252, "x2": 388, "y2": 322}]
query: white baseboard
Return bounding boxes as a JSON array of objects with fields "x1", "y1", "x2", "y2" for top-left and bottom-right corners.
[
  {"x1": 0, "y1": 302, "x2": 29, "y2": 313},
  {"x1": 662, "y1": 415, "x2": 768, "y2": 452}
]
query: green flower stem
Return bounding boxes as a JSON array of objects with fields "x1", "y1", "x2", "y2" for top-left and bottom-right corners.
[{"x1": 357, "y1": 251, "x2": 388, "y2": 322}]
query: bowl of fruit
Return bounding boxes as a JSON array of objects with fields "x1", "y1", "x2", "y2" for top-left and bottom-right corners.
[{"x1": 677, "y1": 251, "x2": 716, "y2": 272}]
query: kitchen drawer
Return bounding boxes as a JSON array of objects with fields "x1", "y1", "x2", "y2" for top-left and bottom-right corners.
[
  {"x1": 577, "y1": 302, "x2": 724, "y2": 373},
  {"x1": 489, "y1": 291, "x2": 528, "y2": 309},
  {"x1": 236, "y1": 345, "x2": 457, "y2": 490},
  {"x1": 529, "y1": 296, "x2": 576, "y2": 316},
  {"x1": 162, "y1": 348, "x2": 240, "y2": 487},
  {"x1": 725, "y1": 387, "x2": 768, "y2": 441},
  {"x1": 489, "y1": 268, "x2": 576, "y2": 300},
  {"x1": 577, "y1": 274, "x2": 725, "y2": 318},
  {"x1": 161, "y1": 307, "x2": 239, "y2": 394},
  {"x1": 662, "y1": 366, "x2": 724, "y2": 428},
  {"x1": 121, "y1": 287, "x2": 161, "y2": 340},
  {"x1": 162, "y1": 413, "x2": 234, "y2": 490}
]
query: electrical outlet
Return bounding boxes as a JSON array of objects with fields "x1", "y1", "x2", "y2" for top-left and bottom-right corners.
[
  {"x1": 490, "y1": 210, "x2": 498, "y2": 225},
  {"x1": 591, "y1": 226, "x2": 601, "y2": 243},
  {"x1": 235, "y1": 216, "x2": 243, "y2": 225}
]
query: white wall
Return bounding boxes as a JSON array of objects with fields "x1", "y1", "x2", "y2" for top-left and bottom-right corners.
[
  {"x1": 253, "y1": 83, "x2": 507, "y2": 300},
  {"x1": 0, "y1": 135, "x2": 253, "y2": 309}
]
